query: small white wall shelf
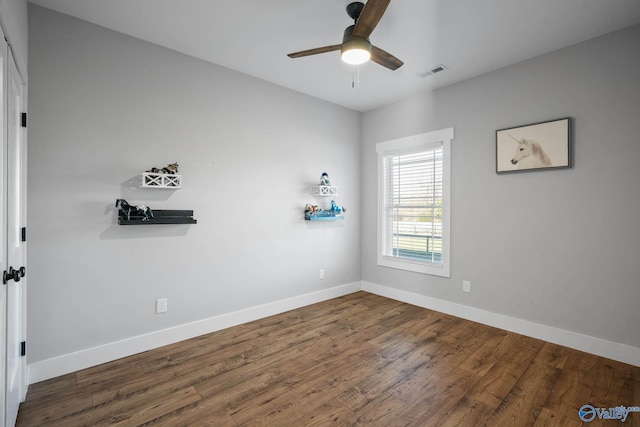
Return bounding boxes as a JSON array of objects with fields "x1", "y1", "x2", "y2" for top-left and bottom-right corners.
[
  {"x1": 312, "y1": 185, "x2": 338, "y2": 196},
  {"x1": 140, "y1": 172, "x2": 182, "y2": 189}
]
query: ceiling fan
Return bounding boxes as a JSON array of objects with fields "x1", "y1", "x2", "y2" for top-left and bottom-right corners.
[{"x1": 287, "y1": 0, "x2": 403, "y2": 70}]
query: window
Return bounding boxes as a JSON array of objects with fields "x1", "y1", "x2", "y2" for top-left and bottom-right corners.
[{"x1": 376, "y1": 128, "x2": 453, "y2": 277}]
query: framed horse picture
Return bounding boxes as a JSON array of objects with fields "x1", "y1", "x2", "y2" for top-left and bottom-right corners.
[{"x1": 496, "y1": 117, "x2": 572, "y2": 173}]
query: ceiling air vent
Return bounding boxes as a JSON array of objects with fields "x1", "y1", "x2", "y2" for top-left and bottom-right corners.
[{"x1": 417, "y1": 64, "x2": 447, "y2": 78}]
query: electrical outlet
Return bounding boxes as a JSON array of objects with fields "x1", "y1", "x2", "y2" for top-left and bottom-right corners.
[
  {"x1": 319, "y1": 269, "x2": 325, "y2": 280},
  {"x1": 156, "y1": 298, "x2": 168, "y2": 314},
  {"x1": 463, "y1": 280, "x2": 471, "y2": 293}
]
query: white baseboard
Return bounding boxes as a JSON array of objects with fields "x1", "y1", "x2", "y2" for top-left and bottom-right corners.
[
  {"x1": 29, "y1": 280, "x2": 640, "y2": 384},
  {"x1": 28, "y1": 282, "x2": 362, "y2": 384},
  {"x1": 362, "y1": 281, "x2": 640, "y2": 367}
]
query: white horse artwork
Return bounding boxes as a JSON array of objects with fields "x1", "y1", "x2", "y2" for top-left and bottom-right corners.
[{"x1": 509, "y1": 135, "x2": 552, "y2": 169}]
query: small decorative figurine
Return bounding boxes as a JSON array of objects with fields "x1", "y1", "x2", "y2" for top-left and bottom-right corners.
[
  {"x1": 146, "y1": 163, "x2": 179, "y2": 174},
  {"x1": 162, "y1": 163, "x2": 179, "y2": 174},
  {"x1": 305, "y1": 204, "x2": 321, "y2": 215},
  {"x1": 330, "y1": 200, "x2": 346, "y2": 214},
  {"x1": 320, "y1": 172, "x2": 331, "y2": 186},
  {"x1": 116, "y1": 199, "x2": 154, "y2": 221}
]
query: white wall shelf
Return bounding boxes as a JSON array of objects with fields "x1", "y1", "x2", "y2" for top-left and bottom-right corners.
[
  {"x1": 140, "y1": 172, "x2": 182, "y2": 189},
  {"x1": 312, "y1": 185, "x2": 338, "y2": 196}
]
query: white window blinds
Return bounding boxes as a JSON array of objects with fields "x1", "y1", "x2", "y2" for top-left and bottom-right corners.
[{"x1": 381, "y1": 143, "x2": 443, "y2": 265}]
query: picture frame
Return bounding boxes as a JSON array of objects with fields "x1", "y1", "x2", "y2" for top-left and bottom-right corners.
[{"x1": 496, "y1": 117, "x2": 572, "y2": 173}]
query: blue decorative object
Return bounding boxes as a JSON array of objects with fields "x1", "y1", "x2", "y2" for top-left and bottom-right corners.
[
  {"x1": 320, "y1": 172, "x2": 331, "y2": 186},
  {"x1": 330, "y1": 200, "x2": 346, "y2": 214}
]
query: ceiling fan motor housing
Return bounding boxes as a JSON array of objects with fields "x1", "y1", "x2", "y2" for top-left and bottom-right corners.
[{"x1": 341, "y1": 25, "x2": 372, "y2": 57}]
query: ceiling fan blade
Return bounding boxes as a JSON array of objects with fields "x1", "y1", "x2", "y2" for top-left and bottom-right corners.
[
  {"x1": 287, "y1": 44, "x2": 341, "y2": 58},
  {"x1": 371, "y1": 45, "x2": 403, "y2": 70},
  {"x1": 353, "y1": 0, "x2": 391, "y2": 38}
]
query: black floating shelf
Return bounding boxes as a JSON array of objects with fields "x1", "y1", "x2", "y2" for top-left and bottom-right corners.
[{"x1": 118, "y1": 210, "x2": 197, "y2": 225}]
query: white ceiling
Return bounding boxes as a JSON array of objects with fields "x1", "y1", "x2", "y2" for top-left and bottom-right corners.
[{"x1": 28, "y1": 0, "x2": 640, "y2": 112}]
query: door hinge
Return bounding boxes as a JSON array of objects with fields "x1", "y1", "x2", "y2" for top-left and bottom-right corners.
[
  {"x1": 21, "y1": 227, "x2": 26, "y2": 242},
  {"x1": 21, "y1": 112, "x2": 27, "y2": 128},
  {"x1": 20, "y1": 341, "x2": 26, "y2": 357}
]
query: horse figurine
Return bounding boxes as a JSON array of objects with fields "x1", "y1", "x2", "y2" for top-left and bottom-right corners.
[
  {"x1": 115, "y1": 199, "x2": 154, "y2": 221},
  {"x1": 509, "y1": 135, "x2": 552, "y2": 169},
  {"x1": 146, "y1": 163, "x2": 179, "y2": 174},
  {"x1": 330, "y1": 200, "x2": 346, "y2": 214}
]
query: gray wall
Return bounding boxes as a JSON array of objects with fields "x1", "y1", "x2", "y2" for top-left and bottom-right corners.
[
  {"x1": 28, "y1": 6, "x2": 361, "y2": 364},
  {"x1": 362, "y1": 24, "x2": 640, "y2": 348}
]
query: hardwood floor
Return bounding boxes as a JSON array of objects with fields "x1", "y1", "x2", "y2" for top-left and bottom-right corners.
[{"x1": 17, "y1": 292, "x2": 640, "y2": 426}]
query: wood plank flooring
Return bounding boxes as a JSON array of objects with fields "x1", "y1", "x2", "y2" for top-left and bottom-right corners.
[{"x1": 16, "y1": 292, "x2": 640, "y2": 426}]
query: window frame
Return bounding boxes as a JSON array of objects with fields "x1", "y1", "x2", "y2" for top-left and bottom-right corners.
[{"x1": 376, "y1": 128, "x2": 453, "y2": 277}]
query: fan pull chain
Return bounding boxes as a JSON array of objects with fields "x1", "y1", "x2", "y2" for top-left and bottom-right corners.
[{"x1": 351, "y1": 66, "x2": 361, "y2": 93}]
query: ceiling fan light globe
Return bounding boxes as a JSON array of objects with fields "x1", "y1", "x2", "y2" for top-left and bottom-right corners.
[
  {"x1": 341, "y1": 38, "x2": 372, "y2": 65},
  {"x1": 341, "y1": 48, "x2": 371, "y2": 65}
]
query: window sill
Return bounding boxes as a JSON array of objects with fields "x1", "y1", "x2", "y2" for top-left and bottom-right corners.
[{"x1": 377, "y1": 255, "x2": 450, "y2": 277}]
